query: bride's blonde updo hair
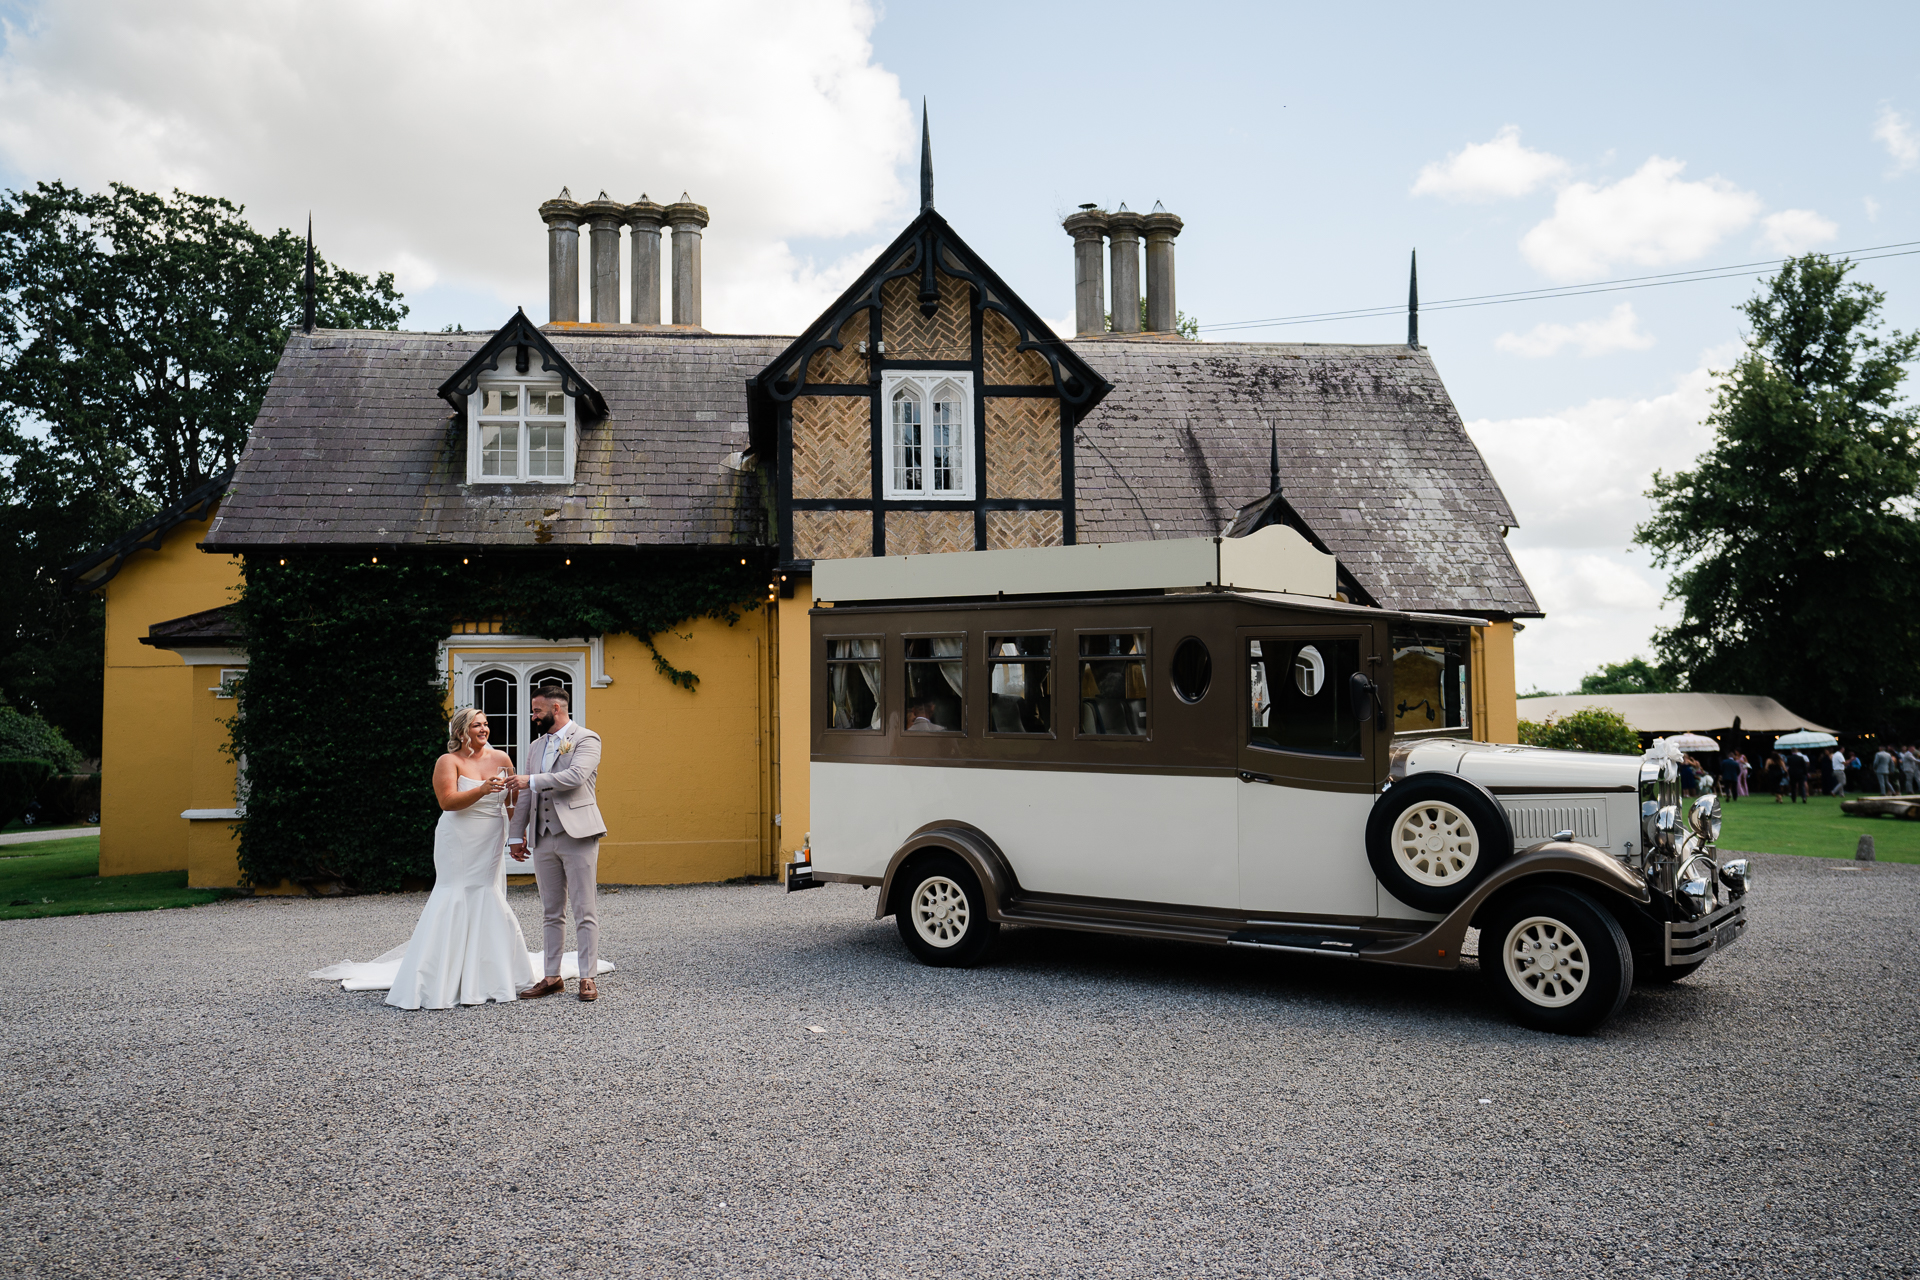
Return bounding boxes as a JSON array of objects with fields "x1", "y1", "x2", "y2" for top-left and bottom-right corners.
[{"x1": 447, "y1": 707, "x2": 485, "y2": 754}]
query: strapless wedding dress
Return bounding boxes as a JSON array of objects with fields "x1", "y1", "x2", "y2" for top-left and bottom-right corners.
[{"x1": 310, "y1": 777, "x2": 611, "y2": 1008}]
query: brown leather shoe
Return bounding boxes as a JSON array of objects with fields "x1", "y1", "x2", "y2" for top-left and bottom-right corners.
[
  {"x1": 577, "y1": 977, "x2": 598, "y2": 1002},
  {"x1": 518, "y1": 977, "x2": 564, "y2": 999}
]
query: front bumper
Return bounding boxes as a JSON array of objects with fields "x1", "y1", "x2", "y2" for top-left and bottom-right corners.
[{"x1": 1664, "y1": 899, "x2": 1747, "y2": 967}]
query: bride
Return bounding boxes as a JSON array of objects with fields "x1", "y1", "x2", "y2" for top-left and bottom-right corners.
[{"x1": 312, "y1": 708, "x2": 536, "y2": 1008}]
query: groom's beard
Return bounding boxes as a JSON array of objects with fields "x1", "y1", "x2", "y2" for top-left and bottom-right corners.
[{"x1": 531, "y1": 714, "x2": 555, "y2": 736}]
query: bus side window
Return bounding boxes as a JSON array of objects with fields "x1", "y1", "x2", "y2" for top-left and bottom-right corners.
[
  {"x1": 827, "y1": 638, "x2": 882, "y2": 730},
  {"x1": 1248, "y1": 637, "x2": 1362, "y2": 757},
  {"x1": 1078, "y1": 633, "x2": 1148, "y2": 736},
  {"x1": 987, "y1": 635, "x2": 1052, "y2": 733},
  {"x1": 904, "y1": 636, "x2": 964, "y2": 732}
]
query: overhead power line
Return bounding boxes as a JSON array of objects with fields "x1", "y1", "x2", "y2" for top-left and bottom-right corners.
[{"x1": 1197, "y1": 240, "x2": 1920, "y2": 335}]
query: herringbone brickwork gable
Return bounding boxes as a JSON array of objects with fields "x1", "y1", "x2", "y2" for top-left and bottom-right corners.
[
  {"x1": 987, "y1": 509, "x2": 1064, "y2": 550},
  {"x1": 792, "y1": 510, "x2": 872, "y2": 561},
  {"x1": 791, "y1": 396, "x2": 871, "y2": 500},
  {"x1": 884, "y1": 510, "x2": 974, "y2": 556},
  {"x1": 806, "y1": 315, "x2": 869, "y2": 385},
  {"x1": 881, "y1": 272, "x2": 973, "y2": 362},
  {"x1": 983, "y1": 310, "x2": 1051, "y2": 385},
  {"x1": 985, "y1": 398, "x2": 1061, "y2": 500}
]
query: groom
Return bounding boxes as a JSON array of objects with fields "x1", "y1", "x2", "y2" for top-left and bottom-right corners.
[{"x1": 507, "y1": 682, "x2": 607, "y2": 1002}]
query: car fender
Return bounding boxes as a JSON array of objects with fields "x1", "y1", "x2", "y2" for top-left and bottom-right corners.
[
  {"x1": 1363, "y1": 840, "x2": 1651, "y2": 969},
  {"x1": 875, "y1": 821, "x2": 1020, "y2": 921}
]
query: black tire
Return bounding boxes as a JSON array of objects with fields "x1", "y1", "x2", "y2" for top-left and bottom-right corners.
[
  {"x1": 893, "y1": 853, "x2": 999, "y2": 968},
  {"x1": 1365, "y1": 774, "x2": 1512, "y2": 913},
  {"x1": 1481, "y1": 887, "x2": 1634, "y2": 1034},
  {"x1": 1642, "y1": 960, "x2": 1705, "y2": 984}
]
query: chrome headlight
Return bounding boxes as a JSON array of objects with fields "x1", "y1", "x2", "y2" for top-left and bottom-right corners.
[
  {"x1": 1690, "y1": 793, "x2": 1722, "y2": 844},
  {"x1": 1652, "y1": 804, "x2": 1681, "y2": 852},
  {"x1": 1677, "y1": 854, "x2": 1718, "y2": 917},
  {"x1": 1719, "y1": 858, "x2": 1751, "y2": 896}
]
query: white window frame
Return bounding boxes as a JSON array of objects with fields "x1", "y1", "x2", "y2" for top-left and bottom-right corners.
[
  {"x1": 444, "y1": 640, "x2": 592, "y2": 770},
  {"x1": 467, "y1": 376, "x2": 577, "y2": 485},
  {"x1": 881, "y1": 371, "x2": 975, "y2": 501}
]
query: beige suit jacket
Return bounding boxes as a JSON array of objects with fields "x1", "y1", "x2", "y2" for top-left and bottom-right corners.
[{"x1": 508, "y1": 724, "x2": 608, "y2": 848}]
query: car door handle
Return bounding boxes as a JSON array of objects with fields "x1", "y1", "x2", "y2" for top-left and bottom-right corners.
[{"x1": 1238, "y1": 770, "x2": 1275, "y2": 785}]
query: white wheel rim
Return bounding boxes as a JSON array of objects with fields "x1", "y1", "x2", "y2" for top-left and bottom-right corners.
[
  {"x1": 1501, "y1": 915, "x2": 1591, "y2": 1008},
  {"x1": 910, "y1": 876, "x2": 971, "y2": 949},
  {"x1": 1390, "y1": 801, "x2": 1480, "y2": 886}
]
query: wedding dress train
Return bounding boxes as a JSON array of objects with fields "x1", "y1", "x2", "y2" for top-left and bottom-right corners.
[{"x1": 309, "y1": 777, "x2": 612, "y2": 1008}]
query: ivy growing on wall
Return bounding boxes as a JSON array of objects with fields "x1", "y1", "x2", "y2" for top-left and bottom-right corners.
[{"x1": 227, "y1": 547, "x2": 769, "y2": 892}]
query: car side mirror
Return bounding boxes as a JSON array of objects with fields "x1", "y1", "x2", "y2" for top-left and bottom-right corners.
[{"x1": 1349, "y1": 672, "x2": 1382, "y2": 730}]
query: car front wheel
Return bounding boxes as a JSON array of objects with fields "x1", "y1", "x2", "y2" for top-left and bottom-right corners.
[
  {"x1": 893, "y1": 853, "x2": 999, "y2": 968},
  {"x1": 1481, "y1": 887, "x2": 1633, "y2": 1034}
]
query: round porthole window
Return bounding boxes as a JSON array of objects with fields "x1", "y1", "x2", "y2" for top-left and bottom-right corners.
[
  {"x1": 1293, "y1": 644, "x2": 1326, "y2": 697},
  {"x1": 1170, "y1": 636, "x2": 1212, "y2": 703}
]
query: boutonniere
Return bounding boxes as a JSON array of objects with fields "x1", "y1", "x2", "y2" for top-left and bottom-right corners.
[{"x1": 556, "y1": 739, "x2": 575, "y2": 756}]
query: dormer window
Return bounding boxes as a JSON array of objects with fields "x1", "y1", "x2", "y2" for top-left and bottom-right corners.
[
  {"x1": 882, "y1": 371, "x2": 974, "y2": 500},
  {"x1": 468, "y1": 378, "x2": 576, "y2": 484}
]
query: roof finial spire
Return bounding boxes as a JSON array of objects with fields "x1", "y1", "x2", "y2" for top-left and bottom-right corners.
[
  {"x1": 302, "y1": 214, "x2": 315, "y2": 334},
  {"x1": 1269, "y1": 420, "x2": 1280, "y2": 496},
  {"x1": 919, "y1": 99, "x2": 934, "y2": 212},
  {"x1": 1407, "y1": 248, "x2": 1419, "y2": 349}
]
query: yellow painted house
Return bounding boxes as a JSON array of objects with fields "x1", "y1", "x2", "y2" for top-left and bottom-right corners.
[{"x1": 79, "y1": 151, "x2": 1536, "y2": 889}]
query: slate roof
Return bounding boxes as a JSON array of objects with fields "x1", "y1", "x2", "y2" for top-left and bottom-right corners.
[
  {"x1": 203, "y1": 327, "x2": 788, "y2": 550},
  {"x1": 1067, "y1": 339, "x2": 1540, "y2": 618},
  {"x1": 64, "y1": 468, "x2": 233, "y2": 593}
]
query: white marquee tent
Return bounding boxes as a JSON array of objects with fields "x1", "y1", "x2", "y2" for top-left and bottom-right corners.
[{"x1": 1515, "y1": 693, "x2": 1834, "y2": 737}]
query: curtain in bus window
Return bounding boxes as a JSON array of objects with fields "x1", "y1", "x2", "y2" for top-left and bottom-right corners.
[
  {"x1": 904, "y1": 637, "x2": 963, "y2": 731},
  {"x1": 828, "y1": 639, "x2": 881, "y2": 729},
  {"x1": 988, "y1": 636, "x2": 1051, "y2": 732},
  {"x1": 1247, "y1": 636, "x2": 1362, "y2": 756}
]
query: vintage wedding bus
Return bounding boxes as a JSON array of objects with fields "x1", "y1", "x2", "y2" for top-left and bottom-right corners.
[{"x1": 787, "y1": 527, "x2": 1749, "y2": 1033}]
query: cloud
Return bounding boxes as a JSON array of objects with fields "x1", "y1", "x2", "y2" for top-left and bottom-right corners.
[
  {"x1": 1494, "y1": 302, "x2": 1654, "y2": 358},
  {"x1": 1410, "y1": 125, "x2": 1570, "y2": 202},
  {"x1": 1466, "y1": 346, "x2": 1739, "y2": 692},
  {"x1": 0, "y1": 0, "x2": 912, "y2": 334},
  {"x1": 1875, "y1": 105, "x2": 1919, "y2": 174},
  {"x1": 1519, "y1": 157, "x2": 1762, "y2": 281},
  {"x1": 1865, "y1": 196, "x2": 1882, "y2": 222},
  {"x1": 1758, "y1": 209, "x2": 1838, "y2": 255}
]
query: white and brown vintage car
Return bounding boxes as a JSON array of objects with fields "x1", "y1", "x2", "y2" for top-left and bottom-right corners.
[{"x1": 788, "y1": 528, "x2": 1749, "y2": 1033}]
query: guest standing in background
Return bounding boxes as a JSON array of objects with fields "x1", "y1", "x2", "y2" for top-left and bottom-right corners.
[
  {"x1": 1718, "y1": 752, "x2": 1742, "y2": 800},
  {"x1": 1765, "y1": 753, "x2": 1786, "y2": 803},
  {"x1": 1737, "y1": 751, "x2": 1752, "y2": 797},
  {"x1": 1787, "y1": 750, "x2": 1810, "y2": 803},
  {"x1": 1875, "y1": 744, "x2": 1898, "y2": 795}
]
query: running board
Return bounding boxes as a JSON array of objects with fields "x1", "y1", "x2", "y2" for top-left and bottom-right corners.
[{"x1": 1228, "y1": 929, "x2": 1364, "y2": 960}]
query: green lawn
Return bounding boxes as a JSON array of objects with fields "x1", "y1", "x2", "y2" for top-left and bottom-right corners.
[
  {"x1": 1718, "y1": 793, "x2": 1920, "y2": 864},
  {"x1": 0, "y1": 837, "x2": 232, "y2": 920}
]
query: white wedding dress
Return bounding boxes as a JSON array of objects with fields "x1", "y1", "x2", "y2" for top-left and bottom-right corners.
[{"x1": 310, "y1": 777, "x2": 612, "y2": 1009}]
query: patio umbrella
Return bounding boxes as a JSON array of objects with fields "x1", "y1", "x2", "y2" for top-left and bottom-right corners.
[
  {"x1": 1667, "y1": 732, "x2": 1721, "y2": 750},
  {"x1": 1774, "y1": 730, "x2": 1839, "y2": 748}
]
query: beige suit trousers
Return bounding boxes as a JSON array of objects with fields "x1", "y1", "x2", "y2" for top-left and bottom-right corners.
[{"x1": 528, "y1": 788, "x2": 599, "y2": 980}]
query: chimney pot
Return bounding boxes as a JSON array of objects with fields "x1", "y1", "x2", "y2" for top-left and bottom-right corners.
[
  {"x1": 1062, "y1": 207, "x2": 1109, "y2": 338},
  {"x1": 581, "y1": 193, "x2": 625, "y2": 324},
  {"x1": 537, "y1": 191, "x2": 584, "y2": 324},
  {"x1": 624, "y1": 196, "x2": 666, "y2": 325},
  {"x1": 664, "y1": 197, "x2": 710, "y2": 328},
  {"x1": 1106, "y1": 207, "x2": 1145, "y2": 335},
  {"x1": 1143, "y1": 208, "x2": 1183, "y2": 333}
]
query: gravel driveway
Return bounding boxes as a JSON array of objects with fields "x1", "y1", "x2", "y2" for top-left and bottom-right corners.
[{"x1": 2, "y1": 852, "x2": 1916, "y2": 1279}]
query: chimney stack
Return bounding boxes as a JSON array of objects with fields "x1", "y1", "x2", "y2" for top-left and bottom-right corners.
[
  {"x1": 583, "y1": 192, "x2": 624, "y2": 324},
  {"x1": 538, "y1": 188, "x2": 583, "y2": 323},
  {"x1": 1063, "y1": 205, "x2": 1108, "y2": 337},
  {"x1": 1143, "y1": 203, "x2": 1183, "y2": 333},
  {"x1": 625, "y1": 196, "x2": 665, "y2": 325},
  {"x1": 1107, "y1": 205, "x2": 1144, "y2": 334},
  {"x1": 665, "y1": 194, "x2": 709, "y2": 327}
]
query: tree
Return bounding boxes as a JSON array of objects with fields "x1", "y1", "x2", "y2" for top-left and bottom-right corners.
[
  {"x1": 1635, "y1": 254, "x2": 1920, "y2": 732},
  {"x1": 0, "y1": 181, "x2": 406, "y2": 752},
  {"x1": 1105, "y1": 297, "x2": 1199, "y2": 339},
  {"x1": 1578, "y1": 657, "x2": 1681, "y2": 696},
  {"x1": 1517, "y1": 707, "x2": 1642, "y2": 755}
]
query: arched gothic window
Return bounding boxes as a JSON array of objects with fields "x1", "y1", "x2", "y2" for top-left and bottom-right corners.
[{"x1": 882, "y1": 371, "x2": 974, "y2": 500}]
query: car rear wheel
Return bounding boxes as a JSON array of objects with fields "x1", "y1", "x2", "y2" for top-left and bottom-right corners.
[
  {"x1": 1481, "y1": 886, "x2": 1633, "y2": 1034},
  {"x1": 893, "y1": 853, "x2": 999, "y2": 968},
  {"x1": 1365, "y1": 775, "x2": 1511, "y2": 913}
]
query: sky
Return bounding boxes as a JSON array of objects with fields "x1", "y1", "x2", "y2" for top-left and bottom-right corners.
[{"x1": 1, "y1": 0, "x2": 1915, "y2": 696}]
